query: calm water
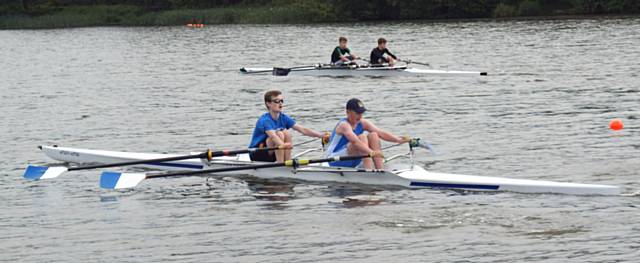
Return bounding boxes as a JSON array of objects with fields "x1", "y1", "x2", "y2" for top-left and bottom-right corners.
[{"x1": 1, "y1": 17, "x2": 639, "y2": 262}]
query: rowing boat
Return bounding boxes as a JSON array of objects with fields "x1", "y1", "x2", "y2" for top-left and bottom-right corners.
[
  {"x1": 38, "y1": 145, "x2": 620, "y2": 195},
  {"x1": 240, "y1": 64, "x2": 487, "y2": 77}
]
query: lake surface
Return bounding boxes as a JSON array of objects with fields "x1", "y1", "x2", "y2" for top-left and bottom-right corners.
[{"x1": 1, "y1": 17, "x2": 639, "y2": 262}]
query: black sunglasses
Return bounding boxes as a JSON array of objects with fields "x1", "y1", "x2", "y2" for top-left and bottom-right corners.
[{"x1": 270, "y1": 99, "x2": 284, "y2": 104}]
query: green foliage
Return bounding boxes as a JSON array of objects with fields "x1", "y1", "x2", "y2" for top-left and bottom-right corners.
[
  {"x1": 493, "y1": 3, "x2": 517, "y2": 17},
  {"x1": 570, "y1": 0, "x2": 640, "y2": 14},
  {"x1": 0, "y1": 1, "x2": 23, "y2": 16},
  {"x1": 0, "y1": 0, "x2": 639, "y2": 29},
  {"x1": 518, "y1": 0, "x2": 542, "y2": 16},
  {"x1": 0, "y1": 5, "x2": 144, "y2": 28}
]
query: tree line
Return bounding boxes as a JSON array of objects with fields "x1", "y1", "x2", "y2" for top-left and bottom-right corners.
[{"x1": 2, "y1": 0, "x2": 639, "y2": 19}]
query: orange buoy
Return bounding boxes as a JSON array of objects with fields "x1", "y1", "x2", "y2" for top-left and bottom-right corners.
[{"x1": 609, "y1": 119, "x2": 624, "y2": 131}]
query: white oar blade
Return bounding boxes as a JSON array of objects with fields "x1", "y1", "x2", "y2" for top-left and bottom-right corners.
[
  {"x1": 100, "y1": 172, "x2": 146, "y2": 189},
  {"x1": 23, "y1": 165, "x2": 68, "y2": 180}
]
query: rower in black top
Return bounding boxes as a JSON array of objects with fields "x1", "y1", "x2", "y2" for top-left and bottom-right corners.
[
  {"x1": 370, "y1": 38, "x2": 397, "y2": 66},
  {"x1": 331, "y1": 36, "x2": 359, "y2": 65}
]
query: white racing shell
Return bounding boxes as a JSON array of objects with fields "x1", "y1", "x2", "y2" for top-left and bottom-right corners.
[{"x1": 39, "y1": 145, "x2": 620, "y2": 195}]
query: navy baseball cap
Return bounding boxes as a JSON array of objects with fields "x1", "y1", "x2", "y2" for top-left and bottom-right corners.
[{"x1": 346, "y1": 98, "x2": 367, "y2": 114}]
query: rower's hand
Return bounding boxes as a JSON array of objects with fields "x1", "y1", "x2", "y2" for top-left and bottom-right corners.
[
  {"x1": 322, "y1": 132, "x2": 331, "y2": 144},
  {"x1": 400, "y1": 135, "x2": 412, "y2": 143},
  {"x1": 369, "y1": 150, "x2": 384, "y2": 158}
]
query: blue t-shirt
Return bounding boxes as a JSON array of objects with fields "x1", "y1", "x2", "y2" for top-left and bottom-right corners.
[{"x1": 249, "y1": 112, "x2": 296, "y2": 148}]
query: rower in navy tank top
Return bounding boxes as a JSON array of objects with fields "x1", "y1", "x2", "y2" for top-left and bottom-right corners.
[
  {"x1": 324, "y1": 118, "x2": 364, "y2": 167},
  {"x1": 323, "y1": 98, "x2": 411, "y2": 170}
]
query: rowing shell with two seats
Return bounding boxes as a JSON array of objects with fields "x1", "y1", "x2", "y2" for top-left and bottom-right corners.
[
  {"x1": 37, "y1": 145, "x2": 620, "y2": 195},
  {"x1": 240, "y1": 64, "x2": 488, "y2": 77}
]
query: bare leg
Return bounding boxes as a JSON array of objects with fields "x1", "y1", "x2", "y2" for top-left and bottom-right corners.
[
  {"x1": 367, "y1": 132, "x2": 383, "y2": 169},
  {"x1": 265, "y1": 136, "x2": 278, "y2": 162},
  {"x1": 347, "y1": 134, "x2": 372, "y2": 169},
  {"x1": 267, "y1": 131, "x2": 287, "y2": 163},
  {"x1": 283, "y1": 130, "x2": 292, "y2": 160}
]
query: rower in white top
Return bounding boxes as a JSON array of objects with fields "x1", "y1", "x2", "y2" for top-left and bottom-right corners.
[{"x1": 324, "y1": 98, "x2": 411, "y2": 170}]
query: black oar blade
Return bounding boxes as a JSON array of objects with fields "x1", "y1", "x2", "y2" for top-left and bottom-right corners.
[{"x1": 272, "y1": 67, "x2": 291, "y2": 76}]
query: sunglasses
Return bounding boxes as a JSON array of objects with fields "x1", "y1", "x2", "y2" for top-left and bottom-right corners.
[{"x1": 270, "y1": 99, "x2": 284, "y2": 104}]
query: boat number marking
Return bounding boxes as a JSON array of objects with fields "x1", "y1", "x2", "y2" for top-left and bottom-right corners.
[{"x1": 59, "y1": 150, "x2": 80, "y2": 157}]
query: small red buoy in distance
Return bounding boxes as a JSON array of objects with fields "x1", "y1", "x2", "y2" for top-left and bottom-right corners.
[{"x1": 609, "y1": 119, "x2": 624, "y2": 131}]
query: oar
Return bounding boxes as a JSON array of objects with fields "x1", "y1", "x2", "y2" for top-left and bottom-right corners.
[
  {"x1": 100, "y1": 153, "x2": 377, "y2": 189},
  {"x1": 357, "y1": 58, "x2": 399, "y2": 68},
  {"x1": 398, "y1": 59, "x2": 430, "y2": 67},
  {"x1": 272, "y1": 65, "x2": 320, "y2": 76},
  {"x1": 23, "y1": 146, "x2": 284, "y2": 181},
  {"x1": 409, "y1": 138, "x2": 437, "y2": 155},
  {"x1": 239, "y1": 65, "x2": 317, "y2": 75},
  {"x1": 380, "y1": 137, "x2": 437, "y2": 155}
]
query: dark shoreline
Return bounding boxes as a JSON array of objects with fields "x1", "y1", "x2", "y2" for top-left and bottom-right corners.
[{"x1": 1, "y1": 4, "x2": 639, "y2": 30}]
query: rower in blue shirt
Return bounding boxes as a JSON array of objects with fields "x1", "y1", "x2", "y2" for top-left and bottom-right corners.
[
  {"x1": 323, "y1": 98, "x2": 410, "y2": 169},
  {"x1": 249, "y1": 90, "x2": 329, "y2": 163}
]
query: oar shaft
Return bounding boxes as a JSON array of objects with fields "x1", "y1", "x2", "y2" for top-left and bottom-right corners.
[
  {"x1": 211, "y1": 146, "x2": 280, "y2": 157},
  {"x1": 68, "y1": 147, "x2": 283, "y2": 171},
  {"x1": 399, "y1": 59, "x2": 430, "y2": 66},
  {"x1": 68, "y1": 152, "x2": 208, "y2": 171},
  {"x1": 145, "y1": 155, "x2": 370, "y2": 179}
]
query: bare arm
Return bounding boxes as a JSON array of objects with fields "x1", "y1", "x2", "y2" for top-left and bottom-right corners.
[
  {"x1": 362, "y1": 119, "x2": 408, "y2": 144},
  {"x1": 292, "y1": 124, "x2": 324, "y2": 138},
  {"x1": 265, "y1": 130, "x2": 286, "y2": 147},
  {"x1": 336, "y1": 122, "x2": 372, "y2": 153}
]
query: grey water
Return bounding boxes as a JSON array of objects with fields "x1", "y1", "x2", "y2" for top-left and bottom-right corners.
[{"x1": 1, "y1": 17, "x2": 639, "y2": 262}]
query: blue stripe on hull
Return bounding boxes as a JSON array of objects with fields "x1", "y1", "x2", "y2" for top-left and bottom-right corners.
[
  {"x1": 149, "y1": 162, "x2": 203, "y2": 169},
  {"x1": 410, "y1": 181, "x2": 499, "y2": 190}
]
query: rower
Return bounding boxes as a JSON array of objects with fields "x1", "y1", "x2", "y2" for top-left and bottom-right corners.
[
  {"x1": 249, "y1": 90, "x2": 329, "y2": 163},
  {"x1": 324, "y1": 98, "x2": 410, "y2": 170},
  {"x1": 370, "y1": 37, "x2": 397, "y2": 66},
  {"x1": 331, "y1": 36, "x2": 359, "y2": 66}
]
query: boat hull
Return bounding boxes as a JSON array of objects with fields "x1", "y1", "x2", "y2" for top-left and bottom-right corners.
[
  {"x1": 39, "y1": 145, "x2": 620, "y2": 195},
  {"x1": 240, "y1": 66, "x2": 487, "y2": 77}
]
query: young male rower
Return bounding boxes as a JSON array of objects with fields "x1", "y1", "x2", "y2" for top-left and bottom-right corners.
[
  {"x1": 324, "y1": 98, "x2": 410, "y2": 170},
  {"x1": 331, "y1": 36, "x2": 359, "y2": 65},
  {"x1": 370, "y1": 38, "x2": 397, "y2": 66},
  {"x1": 249, "y1": 90, "x2": 329, "y2": 163}
]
